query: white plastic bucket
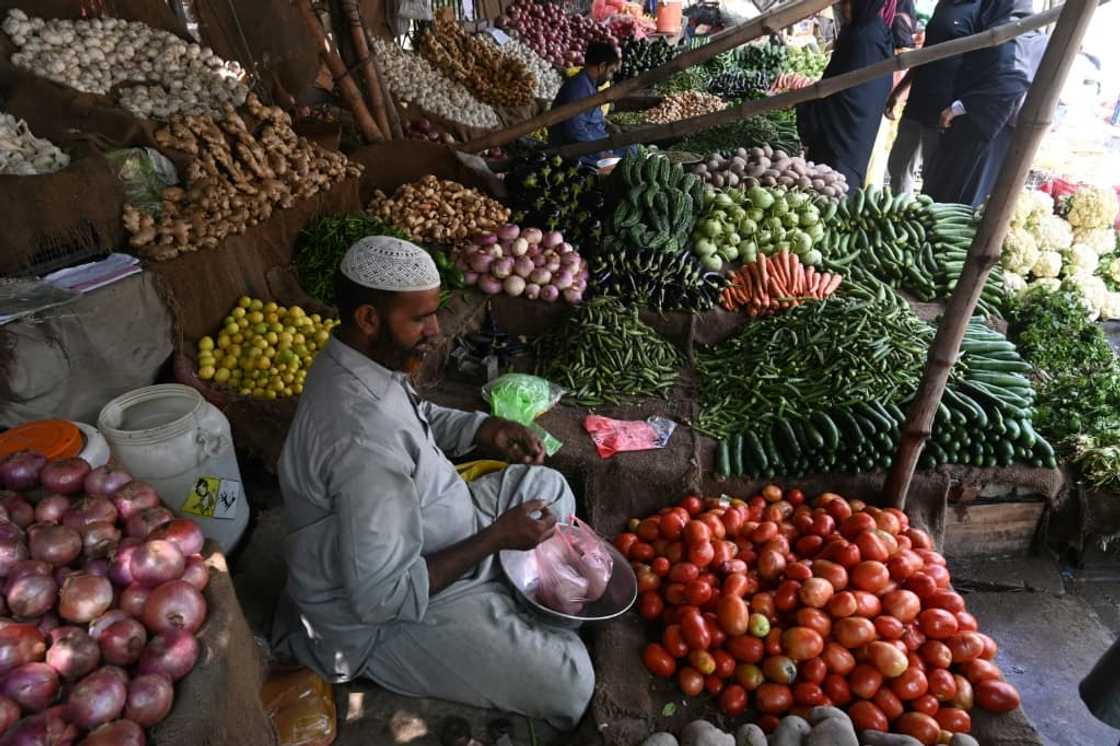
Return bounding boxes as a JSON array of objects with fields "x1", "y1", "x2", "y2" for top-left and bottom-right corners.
[{"x1": 97, "y1": 384, "x2": 248, "y2": 553}]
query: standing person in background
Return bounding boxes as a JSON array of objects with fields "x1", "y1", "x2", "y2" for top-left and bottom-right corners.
[
  {"x1": 548, "y1": 42, "x2": 633, "y2": 167},
  {"x1": 892, "y1": 0, "x2": 917, "y2": 48},
  {"x1": 884, "y1": 0, "x2": 983, "y2": 194},
  {"x1": 797, "y1": 0, "x2": 898, "y2": 187},
  {"x1": 922, "y1": 0, "x2": 1048, "y2": 206}
]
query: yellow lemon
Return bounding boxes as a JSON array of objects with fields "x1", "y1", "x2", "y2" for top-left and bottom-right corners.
[
  {"x1": 250, "y1": 299, "x2": 263, "y2": 311},
  {"x1": 293, "y1": 383, "x2": 304, "y2": 395},
  {"x1": 237, "y1": 296, "x2": 252, "y2": 309},
  {"x1": 198, "y1": 365, "x2": 215, "y2": 380},
  {"x1": 214, "y1": 368, "x2": 231, "y2": 384}
]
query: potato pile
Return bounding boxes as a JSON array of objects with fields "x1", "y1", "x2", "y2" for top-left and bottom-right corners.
[
  {"x1": 421, "y1": 18, "x2": 536, "y2": 108},
  {"x1": 690, "y1": 146, "x2": 849, "y2": 199},
  {"x1": 123, "y1": 95, "x2": 363, "y2": 261},
  {"x1": 645, "y1": 91, "x2": 727, "y2": 125},
  {"x1": 369, "y1": 176, "x2": 510, "y2": 245}
]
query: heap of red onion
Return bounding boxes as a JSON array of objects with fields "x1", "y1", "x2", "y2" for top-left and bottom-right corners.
[
  {"x1": 498, "y1": 0, "x2": 619, "y2": 68},
  {"x1": 456, "y1": 224, "x2": 588, "y2": 303}
]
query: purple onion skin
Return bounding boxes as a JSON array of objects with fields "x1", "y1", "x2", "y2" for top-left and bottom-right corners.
[{"x1": 0, "y1": 451, "x2": 46, "y2": 492}]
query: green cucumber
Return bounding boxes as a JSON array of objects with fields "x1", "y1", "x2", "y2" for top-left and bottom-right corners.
[
  {"x1": 717, "y1": 439, "x2": 730, "y2": 477},
  {"x1": 731, "y1": 433, "x2": 743, "y2": 476}
]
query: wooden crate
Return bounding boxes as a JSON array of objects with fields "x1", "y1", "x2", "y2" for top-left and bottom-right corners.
[{"x1": 943, "y1": 500, "x2": 1045, "y2": 557}]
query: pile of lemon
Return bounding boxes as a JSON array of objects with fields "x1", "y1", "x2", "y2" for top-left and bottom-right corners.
[{"x1": 195, "y1": 297, "x2": 337, "y2": 400}]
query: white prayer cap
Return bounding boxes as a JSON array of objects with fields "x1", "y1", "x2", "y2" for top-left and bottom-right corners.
[{"x1": 340, "y1": 236, "x2": 441, "y2": 292}]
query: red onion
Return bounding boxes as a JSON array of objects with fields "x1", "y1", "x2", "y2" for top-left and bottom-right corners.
[
  {"x1": 467, "y1": 251, "x2": 495, "y2": 274},
  {"x1": 180, "y1": 555, "x2": 209, "y2": 592},
  {"x1": 78, "y1": 720, "x2": 145, "y2": 746},
  {"x1": 118, "y1": 585, "x2": 149, "y2": 619},
  {"x1": 0, "y1": 539, "x2": 29, "y2": 579},
  {"x1": 125, "y1": 672, "x2": 173, "y2": 727},
  {"x1": 540, "y1": 285, "x2": 560, "y2": 302},
  {"x1": 66, "y1": 667, "x2": 126, "y2": 729},
  {"x1": 0, "y1": 521, "x2": 24, "y2": 544},
  {"x1": 0, "y1": 662, "x2": 59, "y2": 712},
  {"x1": 79, "y1": 523, "x2": 120, "y2": 560},
  {"x1": 108, "y1": 544, "x2": 140, "y2": 588},
  {"x1": 0, "y1": 710, "x2": 78, "y2": 746},
  {"x1": 477, "y1": 275, "x2": 503, "y2": 295},
  {"x1": 98, "y1": 619, "x2": 146, "y2": 667},
  {"x1": 51, "y1": 568, "x2": 79, "y2": 588},
  {"x1": 61, "y1": 499, "x2": 117, "y2": 533},
  {"x1": 58, "y1": 576, "x2": 112, "y2": 624},
  {"x1": 147, "y1": 520, "x2": 204, "y2": 558},
  {"x1": 125, "y1": 508, "x2": 173, "y2": 540},
  {"x1": 81, "y1": 467, "x2": 131, "y2": 498},
  {"x1": 0, "y1": 497, "x2": 34, "y2": 530},
  {"x1": 110, "y1": 482, "x2": 159, "y2": 521},
  {"x1": 142, "y1": 580, "x2": 206, "y2": 635},
  {"x1": 82, "y1": 559, "x2": 109, "y2": 578},
  {"x1": 0, "y1": 695, "x2": 19, "y2": 733},
  {"x1": 524, "y1": 283, "x2": 541, "y2": 300},
  {"x1": 38, "y1": 460, "x2": 90, "y2": 497},
  {"x1": 513, "y1": 256, "x2": 534, "y2": 279},
  {"x1": 497, "y1": 223, "x2": 520, "y2": 241},
  {"x1": 34, "y1": 614, "x2": 58, "y2": 637},
  {"x1": 0, "y1": 452, "x2": 46, "y2": 493},
  {"x1": 33, "y1": 497, "x2": 71, "y2": 526},
  {"x1": 130, "y1": 540, "x2": 184, "y2": 588},
  {"x1": 44, "y1": 630, "x2": 98, "y2": 681},
  {"x1": 4, "y1": 562, "x2": 51, "y2": 595},
  {"x1": 6, "y1": 576, "x2": 58, "y2": 619},
  {"x1": 88, "y1": 612, "x2": 129, "y2": 643},
  {"x1": 138, "y1": 630, "x2": 198, "y2": 681},
  {"x1": 29, "y1": 526, "x2": 81, "y2": 567}
]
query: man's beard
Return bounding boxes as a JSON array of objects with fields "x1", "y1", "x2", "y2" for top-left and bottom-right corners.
[{"x1": 372, "y1": 332, "x2": 431, "y2": 377}]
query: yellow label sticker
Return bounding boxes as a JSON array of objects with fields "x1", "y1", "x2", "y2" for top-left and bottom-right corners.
[{"x1": 182, "y1": 476, "x2": 240, "y2": 520}]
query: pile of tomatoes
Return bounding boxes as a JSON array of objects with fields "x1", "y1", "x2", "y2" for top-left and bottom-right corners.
[{"x1": 618, "y1": 486, "x2": 1022, "y2": 745}]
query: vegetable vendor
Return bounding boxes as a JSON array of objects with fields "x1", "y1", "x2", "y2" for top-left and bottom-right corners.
[
  {"x1": 271, "y1": 237, "x2": 593, "y2": 729},
  {"x1": 548, "y1": 42, "x2": 635, "y2": 166}
]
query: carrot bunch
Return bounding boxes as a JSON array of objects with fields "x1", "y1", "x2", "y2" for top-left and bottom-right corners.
[
  {"x1": 720, "y1": 250, "x2": 842, "y2": 316},
  {"x1": 770, "y1": 72, "x2": 815, "y2": 93}
]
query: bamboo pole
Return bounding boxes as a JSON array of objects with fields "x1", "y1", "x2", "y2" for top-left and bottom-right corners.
[
  {"x1": 374, "y1": 60, "x2": 406, "y2": 140},
  {"x1": 295, "y1": 0, "x2": 386, "y2": 143},
  {"x1": 457, "y1": 0, "x2": 834, "y2": 153},
  {"x1": 882, "y1": 0, "x2": 1099, "y2": 509},
  {"x1": 339, "y1": 0, "x2": 394, "y2": 139},
  {"x1": 551, "y1": 3, "x2": 1064, "y2": 158}
]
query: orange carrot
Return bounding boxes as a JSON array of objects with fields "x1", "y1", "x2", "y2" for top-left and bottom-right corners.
[{"x1": 824, "y1": 273, "x2": 842, "y2": 296}]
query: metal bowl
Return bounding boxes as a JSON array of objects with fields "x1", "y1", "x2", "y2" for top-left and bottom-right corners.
[{"x1": 499, "y1": 532, "x2": 637, "y2": 629}]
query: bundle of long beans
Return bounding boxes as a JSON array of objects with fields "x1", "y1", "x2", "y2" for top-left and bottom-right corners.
[{"x1": 535, "y1": 297, "x2": 682, "y2": 406}]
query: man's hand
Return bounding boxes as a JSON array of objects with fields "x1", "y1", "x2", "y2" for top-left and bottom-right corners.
[
  {"x1": 939, "y1": 106, "x2": 959, "y2": 130},
  {"x1": 477, "y1": 417, "x2": 545, "y2": 464},
  {"x1": 490, "y1": 500, "x2": 557, "y2": 551}
]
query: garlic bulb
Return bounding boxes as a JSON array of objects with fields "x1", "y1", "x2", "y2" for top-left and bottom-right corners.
[
  {"x1": 0, "y1": 113, "x2": 70, "y2": 175},
  {"x1": 479, "y1": 36, "x2": 561, "y2": 101},
  {"x1": 370, "y1": 38, "x2": 500, "y2": 129},
  {"x1": 3, "y1": 10, "x2": 249, "y2": 121}
]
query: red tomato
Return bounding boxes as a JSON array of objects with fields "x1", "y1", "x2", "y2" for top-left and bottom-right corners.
[
  {"x1": 919, "y1": 640, "x2": 953, "y2": 669},
  {"x1": 956, "y1": 610, "x2": 979, "y2": 633},
  {"x1": 684, "y1": 520, "x2": 711, "y2": 546},
  {"x1": 835, "y1": 617, "x2": 877, "y2": 649},
  {"x1": 632, "y1": 542, "x2": 655, "y2": 562},
  {"x1": 825, "y1": 497, "x2": 853, "y2": 522},
  {"x1": 797, "y1": 577, "x2": 834, "y2": 609},
  {"x1": 736, "y1": 662, "x2": 765, "y2": 690},
  {"x1": 875, "y1": 511, "x2": 902, "y2": 535},
  {"x1": 774, "y1": 580, "x2": 802, "y2": 612},
  {"x1": 793, "y1": 681, "x2": 826, "y2": 706},
  {"x1": 666, "y1": 541, "x2": 685, "y2": 564},
  {"x1": 750, "y1": 592, "x2": 775, "y2": 619},
  {"x1": 755, "y1": 683, "x2": 793, "y2": 715},
  {"x1": 717, "y1": 595, "x2": 750, "y2": 637},
  {"x1": 711, "y1": 649, "x2": 736, "y2": 679},
  {"x1": 856, "y1": 530, "x2": 891, "y2": 562},
  {"x1": 701, "y1": 513, "x2": 727, "y2": 541},
  {"x1": 795, "y1": 534, "x2": 825, "y2": 557},
  {"x1": 849, "y1": 663, "x2": 884, "y2": 699},
  {"x1": 854, "y1": 591, "x2": 883, "y2": 618},
  {"x1": 677, "y1": 666, "x2": 704, "y2": 696},
  {"x1": 822, "y1": 642, "x2": 856, "y2": 675},
  {"x1": 928, "y1": 668, "x2": 957, "y2": 701},
  {"x1": 761, "y1": 485, "x2": 783, "y2": 503},
  {"x1": 758, "y1": 549, "x2": 787, "y2": 582},
  {"x1": 638, "y1": 590, "x2": 664, "y2": 620},
  {"x1": 705, "y1": 616, "x2": 727, "y2": 649},
  {"x1": 798, "y1": 657, "x2": 827, "y2": 684},
  {"x1": 852, "y1": 561, "x2": 891, "y2": 593},
  {"x1": 902, "y1": 625, "x2": 928, "y2": 652},
  {"x1": 680, "y1": 610, "x2": 711, "y2": 651},
  {"x1": 888, "y1": 551, "x2": 924, "y2": 581},
  {"x1": 904, "y1": 571, "x2": 938, "y2": 599},
  {"x1": 813, "y1": 559, "x2": 850, "y2": 590},
  {"x1": 906, "y1": 527, "x2": 933, "y2": 550},
  {"x1": 750, "y1": 520, "x2": 778, "y2": 543},
  {"x1": 849, "y1": 701, "x2": 889, "y2": 732},
  {"x1": 895, "y1": 712, "x2": 940, "y2": 745},
  {"x1": 823, "y1": 673, "x2": 852, "y2": 706},
  {"x1": 794, "y1": 607, "x2": 832, "y2": 638},
  {"x1": 659, "y1": 512, "x2": 686, "y2": 541},
  {"x1": 918, "y1": 609, "x2": 959, "y2": 640},
  {"x1": 868, "y1": 641, "x2": 909, "y2": 678},
  {"x1": 669, "y1": 562, "x2": 700, "y2": 584},
  {"x1": 782, "y1": 627, "x2": 825, "y2": 662},
  {"x1": 947, "y1": 632, "x2": 985, "y2": 663},
  {"x1": 926, "y1": 563, "x2": 952, "y2": 589},
  {"x1": 882, "y1": 589, "x2": 922, "y2": 623},
  {"x1": 927, "y1": 589, "x2": 965, "y2": 614},
  {"x1": 960, "y1": 658, "x2": 1003, "y2": 684},
  {"x1": 841, "y1": 513, "x2": 879, "y2": 540},
  {"x1": 976, "y1": 632, "x2": 998, "y2": 660},
  {"x1": 719, "y1": 683, "x2": 748, "y2": 716},
  {"x1": 688, "y1": 541, "x2": 715, "y2": 568},
  {"x1": 874, "y1": 615, "x2": 905, "y2": 641},
  {"x1": 827, "y1": 591, "x2": 857, "y2": 618},
  {"x1": 642, "y1": 643, "x2": 676, "y2": 678},
  {"x1": 664, "y1": 583, "x2": 687, "y2": 606},
  {"x1": 935, "y1": 707, "x2": 971, "y2": 733},
  {"x1": 684, "y1": 579, "x2": 713, "y2": 606},
  {"x1": 663, "y1": 625, "x2": 689, "y2": 658},
  {"x1": 615, "y1": 533, "x2": 639, "y2": 558},
  {"x1": 890, "y1": 666, "x2": 929, "y2": 700},
  {"x1": 762, "y1": 655, "x2": 798, "y2": 685},
  {"x1": 679, "y1": 496, "x2": 703, "y2": 515},
  {"x1": 786, "y1": 561, "x2": 813, "y2": 582},
  {"x1": 873, "y1": 687, "x2": 904, "y2": 720},
  {"x1": 651, "y1": 557, "x2": 671, "y2": 577},
  {"x1": 765, "y1": 628, "x2": 784, "y2": 657},
  {"x1": 952, "y1": 675, "x2": 974, "y2": 710},
  {"x1": 688, "y1": 649, "x2": 716, "y2": 675},
  {"x1": 910, "y1": 694, "x2": 939, "y2": 716},
  {"x1": 720, "y1": 510, "x2": 744, "y2": 539},
  {"x1": 728, "y1": 634, "x2": 765, "y2": 663},
  {"x1": 812, "y1": 513, "x2": 837, "y2": 538},
  {"x1": 637, "y1": 517, "x2": 661, "y2": 542}
]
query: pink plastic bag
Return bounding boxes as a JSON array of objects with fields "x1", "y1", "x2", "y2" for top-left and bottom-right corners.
[
  {"x1": 583, "y1": 415, "x2": 678, "y2": 459},
  {"x1": 534, "y1": 517, "x2": 614, "y2": 614}
]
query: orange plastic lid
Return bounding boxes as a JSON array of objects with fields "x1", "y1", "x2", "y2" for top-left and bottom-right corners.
[{"x1": 0, "y1": 420, "x2": 83, "y2": 461}]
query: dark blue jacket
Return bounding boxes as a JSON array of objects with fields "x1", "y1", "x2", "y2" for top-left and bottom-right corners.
[{"x1": 548, "y1": 72, "x2": 608, "y2": 146}]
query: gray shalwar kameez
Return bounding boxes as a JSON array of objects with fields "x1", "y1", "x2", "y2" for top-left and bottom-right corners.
[{"x1": 271, "y1": 337, "x2": 594, "y2": 729}]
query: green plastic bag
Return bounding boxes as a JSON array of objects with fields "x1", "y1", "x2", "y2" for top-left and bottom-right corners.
[{"x1": 482, "y1": 374, "x2": 565, "y2": 456}]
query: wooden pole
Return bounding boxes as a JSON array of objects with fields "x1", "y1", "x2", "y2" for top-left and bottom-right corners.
[
  {"x1": 882, "y1": 0, "x2": 1100, "y2": 510},
  {"x1": 374, "y1": 60, "x2": 406, "y2": 140},
  {"x1": 550, "y1": 3, "x2": 1064, "y2": 159},
  {"x1": 295, "y1": 0, "x2": 386, "y2": 143},
  {"x1": 339, "y1": 0, "x2": 395, "y2": 139},
  {"x1": 457, "y1": 0, "x2": 834, "y2": 153}
]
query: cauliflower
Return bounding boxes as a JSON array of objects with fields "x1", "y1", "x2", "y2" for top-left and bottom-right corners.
[
  {"x1": 1003, "y1": 271, "x2": 1028, "y2": 295},
  {"x1": 1025, "y1": 277, "x2": 1063, "y2": 295},
  {"x1": 1063, "y1": 270, "x2": 1108, "y2": 320},
  {"x1": 1066, "y1": 185, "x2": 1119, "y2": 229},
  {"x1": 1010, "y1": 189, "x2": 1053, "y2": 228},
  {"x1": 1000, "y1": 226, "x2": 1040, "y2": 273},
  {"x1": 1105, "y1": 256, "x2": 1120, "y2": 285},
  {"x1": 1104, "y1": 291, "x2": 1120, "y2": 321},
  {"x1": 1032, "y1": 214, "x2": 1073, "y2": 252},
  {"x1": 1073, "y1": 226, "x2": 1117, "y2": 256},
  {"x1": 1064, "y1": 242, "x2": 1099, "y2": 276},
  {"x1": 1031, "y1": 250, "x2": 1063, "y2": 278}
]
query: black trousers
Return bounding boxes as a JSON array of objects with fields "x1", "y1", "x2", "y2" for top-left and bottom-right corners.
[{"x1": 922, "y1": 115, "x2": 999, "y2": 207}]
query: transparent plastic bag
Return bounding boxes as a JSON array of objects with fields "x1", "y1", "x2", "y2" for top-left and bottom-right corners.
[
  {"x1": 533, "y1": 517, "x2": 614, "y2": 614},
  {"x1": 261, "y1": 667, "x2": 337, "y2": 746},
  {"x1": 583, "y1": 415, "x2": 677, "y2": 459},
  {"x1": 104, "y1": 148, "x2": 179, "y2": 217},
  {"x1": 481, "y1": 373, "x2": 565, "y2": 456}
]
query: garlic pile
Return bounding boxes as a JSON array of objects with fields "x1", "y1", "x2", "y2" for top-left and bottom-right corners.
[
  {"x1": 369, "y1": 175, "x2": 509, "y2": 244},
  {"x1": 481, "y1": 36, "x2": 561, "y2": 101},
  {"x1": 3, "y1": 10, "x2": 249, "y2": 120},
  {"x1": 124, "y1": 94, "x2": 363, "y2": 261},
  {"x1": 370, "y1": 37, "x2": 501, "y2": 129},
  {"x1": 644, "y1": 91, "x2": 727, "y2": 124},
  {"x1": 0, "y1": 113, "x2": 69, "y2": 175}
]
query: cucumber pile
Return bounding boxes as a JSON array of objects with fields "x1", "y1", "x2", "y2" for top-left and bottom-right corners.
[{"x1": 926, "y1": 202, "x2": 1008, "y2": 319}]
